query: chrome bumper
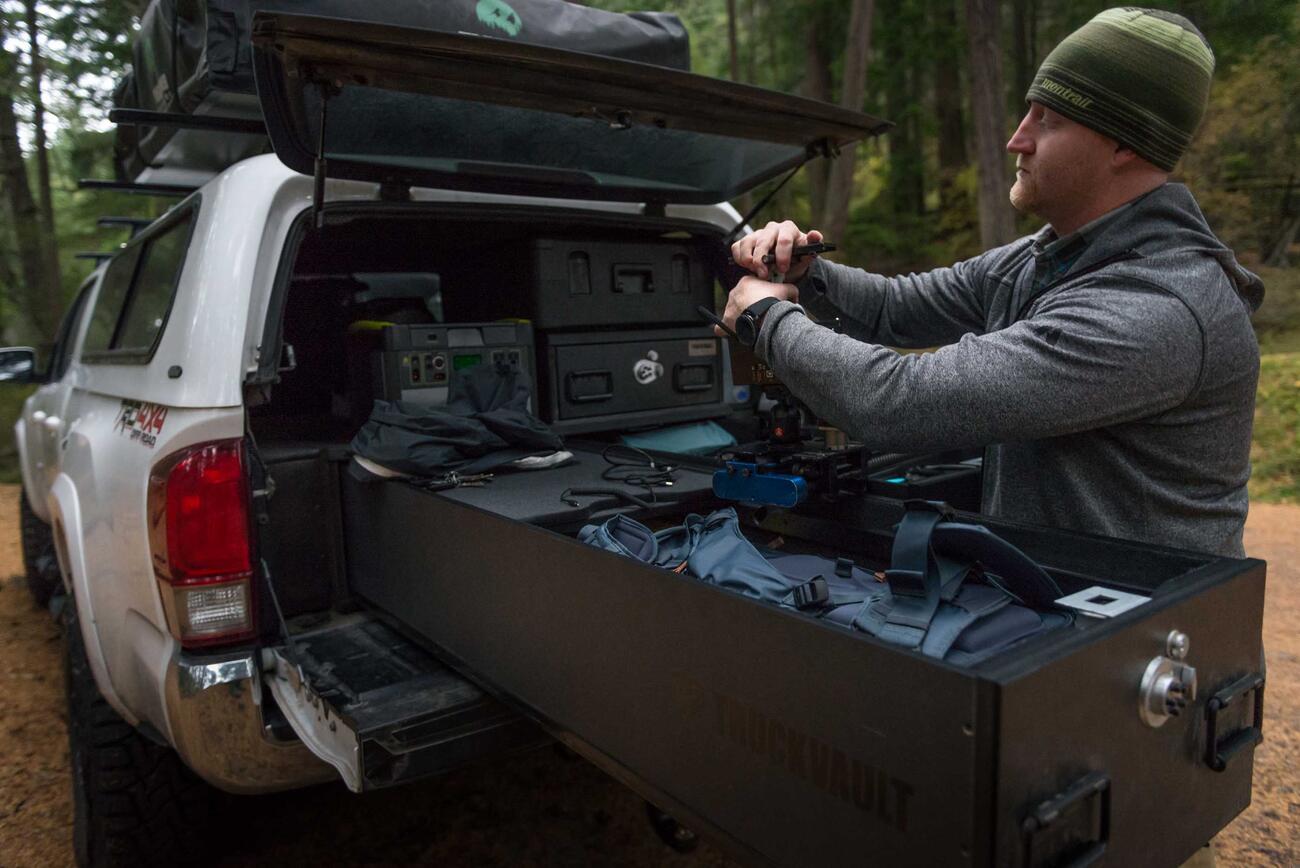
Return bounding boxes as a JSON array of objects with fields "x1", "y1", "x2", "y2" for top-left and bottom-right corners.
[{"x1": 163, "y1": 648, "x2": 335, "y2": 795}]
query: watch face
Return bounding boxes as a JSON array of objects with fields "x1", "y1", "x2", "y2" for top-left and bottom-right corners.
[
  {"x1": 737, "y1": 313, "x2": 759, "y2": 346},
  {"x1": 738, "y1": 297, "x2": 778, "y2": 346}
]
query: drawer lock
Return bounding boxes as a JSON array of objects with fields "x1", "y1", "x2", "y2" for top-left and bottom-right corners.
[{"x1": 1138, "y1": 630, "x2": 1198, "y2": 728}]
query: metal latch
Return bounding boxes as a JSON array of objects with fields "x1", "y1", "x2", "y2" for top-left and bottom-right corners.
[{"x1": 1138, "y1": 630, "x2": 1198, "y2": 728}]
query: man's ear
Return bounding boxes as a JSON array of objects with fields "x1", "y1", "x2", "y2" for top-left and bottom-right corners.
[{"x1": 1111, "y1": 145, "x2": 1141, "y2": 169}]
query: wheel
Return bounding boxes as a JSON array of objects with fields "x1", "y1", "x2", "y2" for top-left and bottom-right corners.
[
  {"x1": 19, "y1": 489, "x2": 61, "y2": 608},
  {"x1": 63, "y1": 604, "x2": 218, "y2": 867}
]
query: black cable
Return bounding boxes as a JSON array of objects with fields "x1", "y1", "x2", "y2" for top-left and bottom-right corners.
[
  {"x1": 560, "y1": 487, "x2": 655, "y2": 509},
  {"x1": 600, "y1": 443, "x2": 678, "y2": 489}
]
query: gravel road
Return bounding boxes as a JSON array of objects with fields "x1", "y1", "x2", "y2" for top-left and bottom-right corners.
[{"x1": 1, "y1": 486, "x2": 1295, "y2": 866}]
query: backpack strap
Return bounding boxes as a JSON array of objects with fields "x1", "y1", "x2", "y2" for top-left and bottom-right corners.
[
  {"x1": 881, "y1": 500, "x2": 954, "y2": 633},
  {"x1": 918, "y1": 585, "x2": 1013, "y2": 659}
]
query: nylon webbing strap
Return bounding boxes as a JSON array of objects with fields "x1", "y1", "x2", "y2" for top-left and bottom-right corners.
[
  {"x1": 919, "y1": 586, "x2": 1011, "y2": 659},
  {"x1": 883, "y1": 508, "x2": 945, "y2": 631}
]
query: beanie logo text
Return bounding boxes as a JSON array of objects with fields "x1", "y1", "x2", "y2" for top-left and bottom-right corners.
[{"x1": 1037, "y1": 77, "x2": 1094, "y2": 109}]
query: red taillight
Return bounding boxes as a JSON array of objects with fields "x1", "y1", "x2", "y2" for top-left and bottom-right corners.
[{"x1": 148, "y1": 439, "x2": 256, "y2": 648}]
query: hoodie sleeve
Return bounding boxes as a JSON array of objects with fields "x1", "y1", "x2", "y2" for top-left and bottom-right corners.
[
  {"x1": 755, "y1": 275, "x2": 1203, "y2": 452},
  {"x1": 797, "y1": 242, "x2": 1023, "y2": 348}
]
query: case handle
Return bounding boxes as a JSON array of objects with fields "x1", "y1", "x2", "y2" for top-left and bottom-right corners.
[
  {"x1": 565, "y1": 370, "x2": 614, "y2": 403},
  {"x1": 1020, "y1": 771, "x2": 1110, "y2": 868},
  {"x1": 1204, "y1": 672, "x2": 1264, "y2": 772}
]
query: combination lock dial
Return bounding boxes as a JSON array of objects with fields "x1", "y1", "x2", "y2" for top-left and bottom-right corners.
[{"x1": 1138, "y1": 630, "x2": 1198, "y2": 728}]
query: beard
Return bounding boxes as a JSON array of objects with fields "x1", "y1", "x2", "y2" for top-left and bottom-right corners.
[{"x1": 1009, "y1": 169, "x2": 1036, "y2": 213}]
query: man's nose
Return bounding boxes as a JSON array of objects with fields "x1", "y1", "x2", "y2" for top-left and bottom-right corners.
[{"x1": 1006, "y1": 112, "x2": 1035, "y2": 154}]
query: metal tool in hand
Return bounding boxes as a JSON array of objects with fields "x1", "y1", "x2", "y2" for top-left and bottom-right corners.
[{"x1": 761, "y1": 241, "x2": 836, "y2": 283}]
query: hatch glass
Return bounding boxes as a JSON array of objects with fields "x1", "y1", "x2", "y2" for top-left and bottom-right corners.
[{"x1": 251, "y1": 12, "x2": 890, "y2": 203}]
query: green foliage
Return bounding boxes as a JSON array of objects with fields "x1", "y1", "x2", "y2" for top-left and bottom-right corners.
[
  {"x1": 1178, "y1": 6, "x2": 1300, "y2": 264},
  {"x1": 1250, "y1": 352, "x2": 1300, "y2": 502},
  {"x1": 1254, "y1": 266, "x2": 1300, "y2": 353},
  {"x1": 0, "y1": 384, "x2": 33, "y2": 484}
]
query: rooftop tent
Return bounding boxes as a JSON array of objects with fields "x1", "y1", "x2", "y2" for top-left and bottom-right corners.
[{"x1": 112, "y1": 0, "x2": 691, "y2": 185}]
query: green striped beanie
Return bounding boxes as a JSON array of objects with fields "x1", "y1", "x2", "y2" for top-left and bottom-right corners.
[{"x1": 1026, "y1": 7, "x2": 1215, "y2": 171}]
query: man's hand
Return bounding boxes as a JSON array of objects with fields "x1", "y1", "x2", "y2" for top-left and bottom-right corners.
[
  {"x1": 731, "y1": 220, "x2": 824, "y2": 282},
  {"x1": 716, "y1": 275, "x2": 799, "y2": 338}
]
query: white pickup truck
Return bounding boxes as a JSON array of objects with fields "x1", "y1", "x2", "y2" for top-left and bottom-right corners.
[
  {"x1": 1, "y1": 12, "x2": 887, "y2": 866},
  {"x1": 3, "y1": 11, "x2": 1266, "y2": 868}
]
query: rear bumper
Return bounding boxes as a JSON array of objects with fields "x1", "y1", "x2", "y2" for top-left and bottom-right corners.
[{"x1": 163, "y1": 648, "x2": 335, "y2": 795}]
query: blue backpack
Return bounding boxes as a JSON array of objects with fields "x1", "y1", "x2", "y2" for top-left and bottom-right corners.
[{"x1": 578, "y1": 500, "x2": 1069, "y2": 664}]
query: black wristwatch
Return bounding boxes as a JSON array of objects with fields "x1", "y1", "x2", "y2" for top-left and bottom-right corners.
[{"x1": 736, "y1": 296, "x2": 782, "y2": 347}]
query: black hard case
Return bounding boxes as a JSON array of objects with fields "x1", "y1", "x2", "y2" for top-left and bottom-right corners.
[
  {"x1": 541, "y1": 327, "x2": 728, "y2": 433},
  {"x1": 529, "y1": 238, "x2": 714, "y2": 329},
  {"x1": 341, "y1": 478, "x2": 1265, "y2": 868}
]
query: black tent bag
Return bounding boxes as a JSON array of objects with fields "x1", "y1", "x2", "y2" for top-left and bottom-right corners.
[{"x1": 114, "y1": 0, "x2": 691, "y2": 182}]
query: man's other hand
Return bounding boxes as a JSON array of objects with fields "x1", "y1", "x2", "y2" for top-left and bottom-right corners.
[
  {"x1": 732, "y1": 220, "x2": 823, "y2": 281},
  {"x1": 717, "y1": 276, "x2": 799, "y2": 337}
]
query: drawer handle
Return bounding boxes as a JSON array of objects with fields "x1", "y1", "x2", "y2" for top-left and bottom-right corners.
[
  {"x1": 1020, "y1": 771, "x2": 1110, "y2": 868},
  {"x1": 673, "y1": 363, "x2": 714, "y2": 393},
  {"x1": 565, "y1": 370, "x2": 613, "y2": 403},
  {"x1": 1204, "y1": 672, "x2": 1264, "y2": 772}
]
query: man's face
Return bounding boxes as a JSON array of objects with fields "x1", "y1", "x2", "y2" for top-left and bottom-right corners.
[{"x1": 1006, "y1": 102, "x2": 1116, "y2": 225}]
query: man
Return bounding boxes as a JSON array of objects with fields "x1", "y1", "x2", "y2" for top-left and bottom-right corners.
[{"x1": 721, "y1": 7, "x2": 1263, "y2": 558}]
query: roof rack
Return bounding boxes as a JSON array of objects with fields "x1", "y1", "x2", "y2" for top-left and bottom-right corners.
[
  {"x1": 97, "y1": 216, "x2": 153, "y2": 228},
  {"x1": 108, "y1": 108, "x2": 267, "y2": 136},
  {"x1": 78, "y1": 179, "x2": 197, "y2": 196},
  {"x1": 97, "y1": 216, "x2": 154, "y2": 238}
]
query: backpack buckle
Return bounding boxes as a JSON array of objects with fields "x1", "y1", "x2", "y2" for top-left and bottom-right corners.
[
  {"x1": 902, "y1": 499, "x2": 956, "y2": 522},
  {"x1": 884, "y1": 568, "x2": 928, "y2": 598},
  {"x1": 792, "y1": 576, "x2": 831, "y2": 610}
]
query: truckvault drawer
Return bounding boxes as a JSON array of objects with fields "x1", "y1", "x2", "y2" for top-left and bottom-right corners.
[
  {"x1": 541, "y1": 328, "x2": 728, "y2": 433},
  {"x1": 341, "y1": 477, "x2": 1265, "y2": 868}
]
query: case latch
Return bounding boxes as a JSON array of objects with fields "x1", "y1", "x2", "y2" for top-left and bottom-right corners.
[{"x1": 1020, "y1": 771, "x2": 1110, "y2": 868}]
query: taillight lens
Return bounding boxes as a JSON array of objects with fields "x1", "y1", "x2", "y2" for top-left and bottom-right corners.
[{"x1": 148, "y1": 439, "x2": 256, "y2": 648}]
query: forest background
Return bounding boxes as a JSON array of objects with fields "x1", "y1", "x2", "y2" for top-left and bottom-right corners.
[{"x1": 0, "y1": 0, "x2": 1296, "y2": 498}]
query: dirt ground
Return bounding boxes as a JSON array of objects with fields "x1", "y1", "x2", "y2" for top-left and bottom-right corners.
[{"x1": 0, "y1": 485, "x2": 1296, "y2": 867}]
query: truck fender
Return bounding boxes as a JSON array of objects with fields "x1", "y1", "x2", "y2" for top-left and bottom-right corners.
[
  {"x1": 12, "y1": 417, "x2": 48, "y2": 523},
  {"x1": 49, "y1": 472, "x2": 139, "y2": 726}
]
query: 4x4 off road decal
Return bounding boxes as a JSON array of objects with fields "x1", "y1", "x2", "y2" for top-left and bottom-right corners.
[
  {"x1": 114, "y1": 399, "x2": 167, "y2": 449},
  {"x1": 476, "y1": 0, "x2": 522, "y2": 37}
]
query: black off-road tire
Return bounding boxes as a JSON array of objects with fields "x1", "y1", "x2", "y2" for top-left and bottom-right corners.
[
  {"x1": 63, "y1": 605, "x2": 218, "y2": 868},
  {"x1": 19, "y1": 489, "x2": 61, "y2": 608}
]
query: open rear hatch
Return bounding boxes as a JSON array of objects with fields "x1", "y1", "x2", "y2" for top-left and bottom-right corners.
[{"x1": 249, "y1": 11, "x2": 890, "y2": 203}]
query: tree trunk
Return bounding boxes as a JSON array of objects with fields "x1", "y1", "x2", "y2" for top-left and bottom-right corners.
[
  {"x1": 744, "y1": 0, "x2": 757, "y2": 85},
  {"x1": 819, "y1": 0, "x2": 876, "y2": 244},
  {"x1": 1010, "y1": 0, "x2": 1037, "y2": 115},
  {"x1": 964, "y1": 0, "x2": 1017, "y2": 247},
  {"x1": 24, "y1": 0, "x2": 60, "y2": 294},
  {"x1": 0, "y1": 87, "x2": 62, "y2": 346},
  {"x1": 879, "y1": 0, "x2": 925, "y2": 219},
  {"x1": 802, "y1": 22, "x2": 832, "y2": 223},
  {"x1": 935, "y1": 0, "x2": 967, "y2": 212},
  {"x1": 726, "y1": 0, "x2": 740, "y2": 83}
]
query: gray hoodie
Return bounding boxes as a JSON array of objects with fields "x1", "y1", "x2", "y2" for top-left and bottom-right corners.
[{"x1": 756, "y1": 184, "x2": 1264, "y2": 557}]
